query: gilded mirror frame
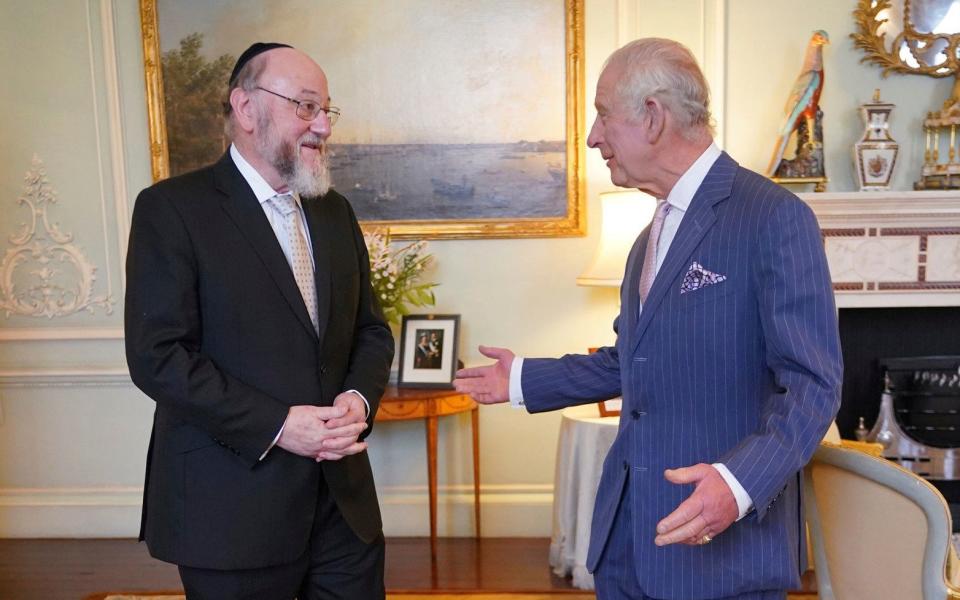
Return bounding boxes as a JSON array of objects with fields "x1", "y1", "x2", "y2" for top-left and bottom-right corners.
[
  {"x1": 853, "y1": 0, "x2": 960, "y2": 86},
  {"x1": 139, "y1": 0, "x2": 585, "y2": 240}
]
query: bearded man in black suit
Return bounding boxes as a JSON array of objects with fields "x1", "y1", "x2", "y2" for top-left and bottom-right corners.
[{"x1": 125, "y1": 42, "x2": 394, "y2": 599}]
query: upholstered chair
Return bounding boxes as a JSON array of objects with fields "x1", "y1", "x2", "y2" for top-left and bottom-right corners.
[{"x1": 804, "y1": 443, "x2": 960, "y2": 599}]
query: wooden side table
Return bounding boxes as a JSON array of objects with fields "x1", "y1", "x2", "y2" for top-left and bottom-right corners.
[{"x1": 376, "y1": 385, "x2": 480, "y2": 559}]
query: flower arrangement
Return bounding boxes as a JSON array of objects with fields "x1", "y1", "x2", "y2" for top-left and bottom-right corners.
[{"x1": 364, "y1": 228, "x2": 437, "y2": 326}]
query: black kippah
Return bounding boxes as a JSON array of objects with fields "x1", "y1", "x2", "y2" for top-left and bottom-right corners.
[{"x1": 228, "y1": 42, "x2": 293, "y2": 85}]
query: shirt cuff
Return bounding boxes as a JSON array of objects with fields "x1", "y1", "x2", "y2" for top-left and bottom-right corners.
[
  {"x1": 712, "y1": 462, "x2": 753, "y2": 521},
  {"x1": 345, "y1": 389, "x2": 371, "y2": 419},
  {"x1": 508, "y1": 356, "x2": 525, "y2": 408},
  {"x1": 260, "y1": 423, "x2": 285, "y2": 462}
]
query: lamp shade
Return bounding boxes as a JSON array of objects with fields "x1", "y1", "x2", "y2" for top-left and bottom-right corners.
[{"x1": 576, "y1": 190, "x2": 656, "y2": 287}]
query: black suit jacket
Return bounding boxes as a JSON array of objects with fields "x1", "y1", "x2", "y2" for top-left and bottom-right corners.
[{"x1": 125, "y1": 153, "x2": 394, "y2": 570}]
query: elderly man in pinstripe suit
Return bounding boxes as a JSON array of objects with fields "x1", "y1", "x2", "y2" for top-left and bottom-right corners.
[{"x1": 454, "y1": 38, "x2": 841, "y2": 600}]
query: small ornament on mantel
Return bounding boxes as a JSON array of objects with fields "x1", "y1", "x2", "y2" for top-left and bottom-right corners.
[
  {"x1": 917, "y1": 101, "x2": 960, "y2": 189},
  {"x1": 854, "y1": 89, "x2": 899, "y2": 191},
  {"x1": 767, "y1": 30, "x2": 830, "y2": 193}
]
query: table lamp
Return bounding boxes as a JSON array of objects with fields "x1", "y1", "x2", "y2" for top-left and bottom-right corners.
[
  {"x1": 577, "y1": 190, "x2": 656, "y2": 416},
  {"x1": 577, "y1": 190, "x2": 656, "y2": 288}
]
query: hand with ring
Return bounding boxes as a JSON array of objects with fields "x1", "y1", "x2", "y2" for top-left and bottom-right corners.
[{"x1": 654, "y1": 463, "x2": 739, "y2": 547}]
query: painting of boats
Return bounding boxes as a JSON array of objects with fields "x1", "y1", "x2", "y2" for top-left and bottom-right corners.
[
  {"x1": 329, "y1": 141, "x2": 565, "y2": 220},
  {"x1": 143, "y1": 0, "x2": 584, "y2": 238}
]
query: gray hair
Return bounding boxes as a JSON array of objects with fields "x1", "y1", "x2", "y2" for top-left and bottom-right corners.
[
  {"x1": 606, "y1": 38, "x2": 713, "y2": 138},
  {"x1": 223, "y1": 53, "x2": 270, "y2": 140}
]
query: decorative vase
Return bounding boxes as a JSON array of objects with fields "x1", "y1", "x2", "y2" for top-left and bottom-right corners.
[{"x1": 854, "y1": 89, "x2": 899, "y2": 191}]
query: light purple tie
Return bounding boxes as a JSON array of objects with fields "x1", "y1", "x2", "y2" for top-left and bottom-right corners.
[{"x1": 639, "y1": 199, "x2": 670, "y2": 304}]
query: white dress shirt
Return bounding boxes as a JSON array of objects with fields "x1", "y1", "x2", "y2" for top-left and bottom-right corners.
[
  {"x1": 508, "y1": 142, "x2": 754, "y2": 520},
  {"x1": 229, "y1": 145, "x2": 370, "y2": 459}
]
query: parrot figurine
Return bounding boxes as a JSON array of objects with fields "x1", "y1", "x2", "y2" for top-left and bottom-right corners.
[{"x1": 767, "y1": 30, "x2": 830, "y2": 177}]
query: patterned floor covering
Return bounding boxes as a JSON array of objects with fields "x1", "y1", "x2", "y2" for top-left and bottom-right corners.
[
  {"x1": 91, "y1": 594, "x2": 821, "y2": 599},
  {"x1": 91, "y1": 594, "x2": 819, "y2": 599}
]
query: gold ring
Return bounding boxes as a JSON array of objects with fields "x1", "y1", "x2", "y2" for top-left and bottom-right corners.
[{"x1": 701, "y1": 534, "x2": 712, "y2": 544}]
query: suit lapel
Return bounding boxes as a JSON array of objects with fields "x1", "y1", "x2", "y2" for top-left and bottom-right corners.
[
  {"x1": 302, "y1": 195, "x2": 332, "y2": 348},
  {"x1": 631, "y1": 152, "x2": 738, "y2": 352},
  {"x1": 620, "y1": 227, "x2": 649, "y2": 337},
  {"x1": 213, "y1": 154, "x2": 318, "y2": 340}
]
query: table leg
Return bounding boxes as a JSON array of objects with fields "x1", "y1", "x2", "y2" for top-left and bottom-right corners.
[
  {"x1": 426, "y1": 414, "x2": 438, "y2": 561},
  {"x1": 471, "y1": 406, "x2": 481, "y2": 538}
]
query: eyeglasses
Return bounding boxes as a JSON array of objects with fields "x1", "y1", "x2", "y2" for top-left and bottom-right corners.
[{"x1": 255, "y1": 87, "x2": 340, "y2": 125}]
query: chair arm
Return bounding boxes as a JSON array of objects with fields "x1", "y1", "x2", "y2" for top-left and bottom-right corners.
[{"x1": 819, "y1": 439, "x2": 885, "y2": 457}]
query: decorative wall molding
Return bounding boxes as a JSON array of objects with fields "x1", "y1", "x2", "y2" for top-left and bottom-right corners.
[
  {"x1": 0, "y1": 326, "x2": 124, "y2": 341},
  {"x1": 0, "y1": 483, "x2": 553, "y2": 538},
  {"x1": 0, "y1": 367, "x2": 130, "y2": 388},
  {"x1": 0, "y1": 486, "x2": 142, "y2": 538},
  {"x1": 95, "y1": 0, "x2": 131, "y2": 288},
  {"x1": 0, "y1": 156, "x2": 115, "y2": 319},
  {"x1": 621, "y1": 0, "x2": 727, "y2": 148},
  {"x1": 0, "y1": 486, "x2": 142, "y2": 507},
  {"x1": 701, "y1": 0, "x2": 727, "y2": 149},
  {"x1": 0, "y1": 0, "x2": 129, "y2": 332},
  {"x1": 378, "y1": 483, "x2": 552, "y2": 504},
  {"x1": 616, "y1": 0, "x2": 640, "y2": 47}
]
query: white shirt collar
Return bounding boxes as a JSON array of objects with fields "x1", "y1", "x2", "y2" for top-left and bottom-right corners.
[
  {"x1": 664, "y1": 142, "x2": 722, "y2": 212},
  {"x1": 229, "y1": 144, "x2": 301, "y2": 206}
]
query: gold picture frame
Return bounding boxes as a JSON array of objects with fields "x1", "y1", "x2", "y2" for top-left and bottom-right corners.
[{"x1": 139, "y1": 0, "x2": 585, "y2": 240}]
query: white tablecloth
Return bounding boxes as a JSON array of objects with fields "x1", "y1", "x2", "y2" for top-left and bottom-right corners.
[{"x1": 549, "y1": 403, "x2": 620, "y2": 590}]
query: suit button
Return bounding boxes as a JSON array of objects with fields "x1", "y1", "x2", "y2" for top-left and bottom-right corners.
[
  {"x1": 319, "y1": 364, "x2": 328, "y2": 374},
  {"x1": 630, "y1": 409, "x2": 646, "y2": 419}
]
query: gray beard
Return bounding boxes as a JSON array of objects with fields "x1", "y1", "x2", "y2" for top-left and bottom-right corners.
[
  {"x1": 256, "y1": 113, "x2": 332, "y2": 198},
  {"x1": 282, "y1": 142, "x2": 331, "y2": 198}
]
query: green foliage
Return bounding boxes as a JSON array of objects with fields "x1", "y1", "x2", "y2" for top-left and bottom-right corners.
[{"x1": 162, "y1": 33, "x2": 234, "y2": 176}]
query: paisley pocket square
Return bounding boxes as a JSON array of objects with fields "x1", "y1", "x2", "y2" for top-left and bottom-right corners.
[{"x1": 680, "y1": 261, "x2": 727, "y2": 294}]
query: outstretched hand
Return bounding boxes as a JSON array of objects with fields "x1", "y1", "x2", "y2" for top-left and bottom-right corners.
[
  {"x1": 654, "y1": 463, "x2": 739, "y2": 547},
  {"x1": 453, "y1": 345, "x2": 515, "y2": 404}
]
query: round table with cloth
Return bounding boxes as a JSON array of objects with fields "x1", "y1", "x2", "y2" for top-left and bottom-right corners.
[{"x1": 549, "y1": 402, "x2": 620, "y2": 590}]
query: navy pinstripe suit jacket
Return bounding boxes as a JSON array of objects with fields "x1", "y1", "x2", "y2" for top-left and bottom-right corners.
[{"x1": 523, "y1": 153, "x2": 842, "y2": 599}]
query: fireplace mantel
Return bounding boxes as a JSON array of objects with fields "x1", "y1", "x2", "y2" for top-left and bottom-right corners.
[{"x1": 796, "y1": 191, "x2": 960, "y2": 309}]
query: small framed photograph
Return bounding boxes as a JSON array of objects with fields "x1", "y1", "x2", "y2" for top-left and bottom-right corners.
[
  {"x1": 588, "y1": 347, "x2": 621, "y2": 417},
  {"x1": 598, "y1": 398, "x2": 622, "y2": 418},
  {"x1": 398, "y1": 314, "x2": 461, "y2": 388}
]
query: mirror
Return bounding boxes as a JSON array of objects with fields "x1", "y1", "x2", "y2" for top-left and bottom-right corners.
[
  {"x1": 853, "y1": 0, "x2": 960, "y2": 96},
  {"x1": 911, "y1": 0, "x2": 960, "y2": 34}
]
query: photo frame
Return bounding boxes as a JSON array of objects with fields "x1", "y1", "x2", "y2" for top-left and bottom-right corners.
[
  {"x1": 398, "y1": 314, "x2": 460, "y2": 388},
  {"x1": 138, "y1": 0, "x2": 585, "y2": 240},
  {"x1": 588, "y1": 347, "x2": 621, "y2": 417}
]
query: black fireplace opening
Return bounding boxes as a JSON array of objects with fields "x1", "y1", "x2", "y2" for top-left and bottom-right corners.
[
  {"x1": 838, "y1": 306, "x2": 960, "y2": 438},
  {"x1": 838, "y1": 306, "x2": 960, "y2": 529}
]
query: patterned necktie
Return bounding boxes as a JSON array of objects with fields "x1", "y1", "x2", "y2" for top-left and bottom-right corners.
[
  {"x1": 267, "y1": 194, "x2": 319, "y2": 333},
  {"x1": 638, "y1": 199, "x2": 671, "y2": 304}
]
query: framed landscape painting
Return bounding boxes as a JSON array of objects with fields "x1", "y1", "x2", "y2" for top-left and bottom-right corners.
[{"x1": 140, "y1": 0, "x2": 585, "y2": 239}]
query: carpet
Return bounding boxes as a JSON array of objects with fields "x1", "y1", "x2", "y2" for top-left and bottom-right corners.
[
  {"x1": 86, "y1": 594, "x2": 597, "y2": 600},
  {"x1": 86, "y1": 593, "x2": 817, "y2": 599}
]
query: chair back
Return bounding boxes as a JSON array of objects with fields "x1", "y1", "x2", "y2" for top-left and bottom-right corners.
[{"x1": 804, "y1": 443, "x2": 959, "y2": 600}]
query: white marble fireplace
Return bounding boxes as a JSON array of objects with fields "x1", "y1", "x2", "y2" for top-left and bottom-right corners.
[{"x1": 800, "y1": 191, "x2": 960, "y2": 308}]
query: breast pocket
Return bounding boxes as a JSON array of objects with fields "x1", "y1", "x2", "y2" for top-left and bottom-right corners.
[{"x1": 676, "y1": 278, "x2": 735, "y2": 310}]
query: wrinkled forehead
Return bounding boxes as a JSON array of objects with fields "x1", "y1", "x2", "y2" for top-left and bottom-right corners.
[
  {"x1": 261, "y1": 48, "x2": 330, "y2": 101},
  {"x1": 594, "y1": 62, "x2": 626, "y2": 109}
]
